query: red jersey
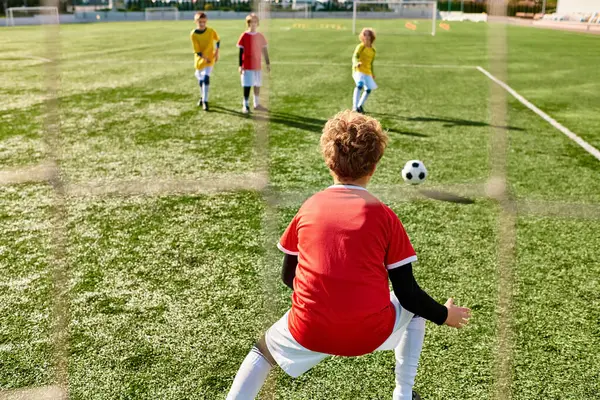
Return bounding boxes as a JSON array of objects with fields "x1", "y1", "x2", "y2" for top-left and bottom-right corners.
[
  {"x1": 236, "y1": 31, "x2": 267, "y2": 70},
  {"x1": 277, "y1": 185, "x2": 417, "y2": 356}
]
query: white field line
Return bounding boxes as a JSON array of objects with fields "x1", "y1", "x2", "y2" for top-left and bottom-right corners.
[
  {"x1": 477, "y1": 66, "x2": 600, "y2": 162},
  {"x1": 25, "y1": 55, "x2": 52, "y2": 63},
  {"x1": 65, "y1": 173, "x2": 268, "y2": 197},
  {"x1": 272, "y1": 61, "x2": 477, "y2": 69},
  {"x1": 1, "y1": 165, "x2": 599, "y2": 219},
  {"x1": 0, "y1": 163, "x2": 57, "y2": 185},
  {"x1": 517, "y1": 200, "x2": 600, "y2": 219},
  {"x1": 0, "y1": 54, "x2": 53, "y2": 63},
  {"x1": 0, "y1": 385, "x2": 66, "y2": 400}
]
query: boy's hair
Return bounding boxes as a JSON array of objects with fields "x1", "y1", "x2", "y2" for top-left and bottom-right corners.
[
  {"x1": 359, "y1": 28, "x2": 376, "y2": 44},
  {"x1": 246, "y1": 13, "x2": 259, "y2": 26},
  {"x1": 194, "y1": 12, "x2": 207, "y2": 22},
  {"x1": 320, "y1": 110, "x2": 388, "y2": 180}
]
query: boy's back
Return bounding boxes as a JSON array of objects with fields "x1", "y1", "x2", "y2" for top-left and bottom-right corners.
[{"x1": 279, "y1": 185, "x2": 416, "y2": 356}]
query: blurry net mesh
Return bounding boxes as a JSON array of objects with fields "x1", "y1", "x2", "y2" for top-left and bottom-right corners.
[{"x1": 1, "y1": 1, "x2": 600, "y2": 399}]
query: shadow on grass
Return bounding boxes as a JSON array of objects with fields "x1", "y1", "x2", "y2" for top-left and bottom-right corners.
[
  {"x1": 211, "y1": 106, "x2": 428, "y2": 137},
  {"x1": 370, "y1": 113, "x2": 525, "y2": 131}
]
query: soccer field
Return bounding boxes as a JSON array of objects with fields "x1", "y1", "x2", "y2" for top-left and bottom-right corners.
[{"x1": 1, "y1": 18, "x2": 599, "y2": 400}]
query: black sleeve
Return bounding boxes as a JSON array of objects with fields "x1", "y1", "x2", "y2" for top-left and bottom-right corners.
[
  {"x1": 262, "y1": 47, "x2": 270, "y2": 65},
  {"x1": 388, "y1": 263, "x2": 448, "y2": 325},
  {"x1": 281, "y1": 254, "x2": 298, "y2": 290},
  {"x1": 239, "y1": 47, "x2": 244, "y2": 67}
]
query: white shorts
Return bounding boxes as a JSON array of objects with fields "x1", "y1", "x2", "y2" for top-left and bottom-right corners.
[
  {"x1": 265, "y1": 292, "x2": 414, "y2": 378},
  {"x1": 241, "y1": 69, "x2": 262, "y2": 87},
  {"x1": 353, "y1": 71, "x2": 378, "y2": 90},
  {"x1": 195, "y1": 66, "x2": 213, "y2": 81}
]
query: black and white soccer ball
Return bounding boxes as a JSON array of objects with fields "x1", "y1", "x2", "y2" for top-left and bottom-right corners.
[{"x1": 402, "y1": 160, "x2": 428, "y2": 185}]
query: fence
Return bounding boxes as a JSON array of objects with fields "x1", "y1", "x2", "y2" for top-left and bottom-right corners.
[{"x1": 1, "y1": 0, "x2": 559, "y2": 18}]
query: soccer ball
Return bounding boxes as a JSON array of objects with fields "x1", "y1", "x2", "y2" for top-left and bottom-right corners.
[{"x1": 402, "y1": 160, "x2": 428, "y2": 185}]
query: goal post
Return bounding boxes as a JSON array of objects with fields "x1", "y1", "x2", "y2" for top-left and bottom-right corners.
[
  {"x1": 144, "y1": 7, "x2": 180, "y2": 21},
  {"x1": 292, "y1": 0, "x2": 313, "y2": 19},
  {"x1": 352, "y1": 0, "x2": 438, "y2": 36},
  {"x1": 6, "y1": 6, "x2": 60, "y2": 27}
]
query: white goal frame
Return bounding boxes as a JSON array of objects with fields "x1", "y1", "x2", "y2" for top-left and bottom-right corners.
[
  {"x1": 6, "y1": 6, "x2": 59, "y2": 27},
  {"x1": 292, "y1": 0, "x2": 313, "y2": 18},
  {"x1": 352, "y1": 0, "x2": 437, "y2": 36},
  {"x1": 144, "y1": 7, "x2": 180, "y2": 21}
]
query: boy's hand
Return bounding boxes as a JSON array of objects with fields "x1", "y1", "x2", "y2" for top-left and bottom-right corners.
[
  {"x1": 443, "y1": 298, "x2": 471, "y2": 328},
  {"x1": 214, "y1": 50, "x2": 219, "y2": 62},
  {"x1": 266, "y1": 64, "x2": 271, "y2": 73},
  {"x1": 239, "y1": 66, "x2": 244, "y2": 75},
  {"x1": 356, "y1": 62, "x2": 362, "y2": 68}
]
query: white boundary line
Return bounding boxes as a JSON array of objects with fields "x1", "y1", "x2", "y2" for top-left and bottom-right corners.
[
  {"x1": 477, "y1": 66, "x2": 600, "y2": 162},
  {"x1": 25, "y1": 55, "x2": 52, "y2": 63},
  {"x1": 272, "y1": 61, "x2": 476, "y2": 69},
  {"x1": 0, "y1": 385, "x2": 67, "y2": 400},
  {"x1": 0, "y1": 55, "x2": 52, "y2": 63}
]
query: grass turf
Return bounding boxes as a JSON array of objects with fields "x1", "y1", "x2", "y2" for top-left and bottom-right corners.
[{"x1": 1, "y1": 18, "x2": 599, "y2": 399}]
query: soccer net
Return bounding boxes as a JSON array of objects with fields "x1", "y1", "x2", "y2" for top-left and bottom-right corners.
[
  {"x1": 6, "y1": 6, "x2": 59, "y2": 27},
  {"x1": 144, "y1": 7, "x2": 180, "y2": 21},
  {"x1": 352, "y1": 0, "x2": 437, "y2": 36}
]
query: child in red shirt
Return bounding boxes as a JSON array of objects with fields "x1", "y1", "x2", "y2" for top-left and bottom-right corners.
[
  {"x1": 227, "y1": 111, "x2": 471, "y2": 399},
  {"x1": 237, "y1": 13, "x2": 270, "y2": 114}
]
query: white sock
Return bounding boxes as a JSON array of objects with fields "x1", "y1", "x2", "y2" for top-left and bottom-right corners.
[
  {"x1": 226, "y1": 347, "x2": 273, "y2": 400},
  {"x1": 202, "y1": 84, "x2": 209, "y2": 102},
  {"x1": 253, "y1": 94, "x2": 260, "y2": 107},
  {"x1": 353, "y1": 87, "x2": 361, "y2": 110},
  {"x1": 393, "y1": 317, "x2": 425, "y2": 400},
  {"x1": 358, "y1": 90, "x2": 370, "y2": 108}
]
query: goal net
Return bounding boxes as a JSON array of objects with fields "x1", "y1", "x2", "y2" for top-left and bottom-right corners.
[
  {"x1": 144, "y1": 7, "x2": 180, "y2": 21},
  {"x1": 352, "y1": 0, "x2": 438, "y2": 36},
  {"x1": 6, "y1": 6, "x2": 59, "y2": 27}
]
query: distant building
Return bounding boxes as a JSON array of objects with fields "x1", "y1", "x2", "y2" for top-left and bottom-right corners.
[{"x1": 557, "y1": 0, "x2": 599, "y2": 14}]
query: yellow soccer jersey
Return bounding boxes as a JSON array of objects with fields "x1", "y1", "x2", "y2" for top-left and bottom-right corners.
[
  {"x1": 353, "y1": 43, "x2": 376, "y2": 76},
  {"x1": 190, "y1": 27, "x2": 220, "y2": 70}
]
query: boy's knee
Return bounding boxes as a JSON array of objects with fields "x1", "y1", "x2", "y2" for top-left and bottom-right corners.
[
  {"x1": 255, "y1": 335, "x2": 277, "y2": 367},
  {"x1": 366, "y1": 89, "x2": 372, "y2": 94},
  {"x1": 356, "y1": 83, "x2": 364, "y2": 90}
]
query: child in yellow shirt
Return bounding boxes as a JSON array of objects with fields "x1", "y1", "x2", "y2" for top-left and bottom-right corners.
[
  {"x1": 352, "y1": 28, "x2": 377, "y2": 114},
  {"x1": 190, "y1": 12, "x2": 220, "y2": 111}
]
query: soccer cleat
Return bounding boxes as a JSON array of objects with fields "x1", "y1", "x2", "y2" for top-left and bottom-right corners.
[
  {"x1": 202, "y1": 102, "x2": 209, "y2": 111},
  {"x1": 412, "y1": 390, "x2": 422, "y2": 400},
  {"x1": 242, "y1": 106, "x2": 250, "y2": 114},
  {"x1": 357, "y1": 106, "x2": 365, "y2": 114},
  {"x1": 254, "y1": 104, "x2": 268, "y2": 112},
  {"x1": 197, "y1": 98, "x2": 203, "y2": 107}
]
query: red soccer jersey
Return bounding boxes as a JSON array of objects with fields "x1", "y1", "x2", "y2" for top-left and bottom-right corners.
[
  {"x1": 236, "y1": 31, "x2": 267, "y2": 70},
  {"x1": 277, "y1": 185, "x2": 417, "y2": 356}
]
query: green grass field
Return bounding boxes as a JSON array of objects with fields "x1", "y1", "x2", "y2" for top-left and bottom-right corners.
[{"x1": 1, "y1": 18, "x2": 599, "y2": 400}]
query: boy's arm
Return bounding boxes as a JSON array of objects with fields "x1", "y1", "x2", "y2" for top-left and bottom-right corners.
[
  {"x1": 388, "y1": 263, "x2": 448, "y2": 325},
  {"x1": 281, "y1": 254, "x2": 298, "y2": 290},
  {"x1": 353, "y1": 44, "x2": 363, "y2": 67},
  {"x1": 213, "y1": 30, "x2": 220, "y2": 60},
  {"x1": 262, "y1": 47, "x2": 270, "y2": 72},
  {"x1": 371, "y1": 55, "x2": 375, "y2": 78}
]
